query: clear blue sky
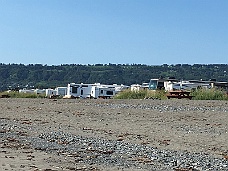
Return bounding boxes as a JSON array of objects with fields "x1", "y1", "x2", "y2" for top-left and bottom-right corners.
[{"x1": 0, "y1": 0, "x2": 227, "y2": 65}]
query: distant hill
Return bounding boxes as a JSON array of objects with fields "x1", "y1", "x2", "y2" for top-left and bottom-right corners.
[{"x1": 0, "y1": 63, "x2": 227, "y2": 91}]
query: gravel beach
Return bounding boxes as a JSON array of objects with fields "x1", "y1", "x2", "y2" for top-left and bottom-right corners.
[{"x1": 0, "y1": 98, "x2": 228, "y2": 171}]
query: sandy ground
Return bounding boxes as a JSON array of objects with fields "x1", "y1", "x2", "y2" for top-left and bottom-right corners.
[{"x1": 0, "y1": 98, "x2": 228, "y2": 170}]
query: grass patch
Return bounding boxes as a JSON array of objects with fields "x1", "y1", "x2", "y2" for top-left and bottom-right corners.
[
  {"x1": 114, "y1": 89, "x2": 166, "y2": 99},
  {"x1": 114, "y1": 88, "x2": 228, "y2": 100},
  {"x1": 191, "y1": 88, "x2": 228, "y2": 100},
  {"x1": 0, "y1": 91, "x2": 46, "y2": 98}
]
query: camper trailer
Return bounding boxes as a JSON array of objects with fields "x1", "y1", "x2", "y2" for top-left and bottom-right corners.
[
  {"x1": 149, "y1": 78, "x2": 211, "y2": 91},
  {"x1": 67, "y1": 83, "x2": 95, "y2": 98},
  {"x1": 46, "y1": 89, "x2": 57, "y2": 97},
  {"x1": 167, "y1": 81, "x2": 211, "y2": 91},
  {"x1": 19, "y1": 89, "x2": 35, "y2": 94},
  {"x1": 55, "y1": 87, "x2": 67, "y2": 96},
  {"x1": 113, "y1": 84, "x2": 129, "y2": 93},
  {"x1": 34, "y1": 89, "x2": 46, "y2": 95},
  {"x1": 130, "y1": 84, "x2": 142, "y2": 91},
  {"x1": 91, "y1": 85, "x2": 116, "y2": 99},
  {"x1": 66, "y1": 83, "x2": 121, "y2": 99}
]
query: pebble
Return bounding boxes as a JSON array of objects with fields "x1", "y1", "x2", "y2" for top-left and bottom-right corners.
[
  {"x1": 92, "y1": 103, "x2": 227, "y2": 113},
  {"x1": 1, "y1": 119, "x2": 228, "y2": 170},
  {"x1": 1, "y1": 100, "x2": 228, "y2": 170}
]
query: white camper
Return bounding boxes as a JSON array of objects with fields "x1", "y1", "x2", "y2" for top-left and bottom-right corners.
[
  {"x1": 46, "y1": 89, "x2": 57, "y2": 97},
  {"x1": 19, "y1": 89, "x2": 35, "y2": 94},
  {"x1": 55, "y1": 87, "x2": 67, "y2": 96},
  {"x1": 165, "y1": 80, "x2": 211, "y2": 91},
  {"x1": 67, "y1": 83, "x2": 95, "y2": 98},
  {"x1": 113, "y1": 84, "x2": 129, "y2": 93},
  {"x1": 130, "y1": 84, "x2": 141, "y2": 91},
  {"x1": 67, "y1": 83, "x2": 119, "y2": 99},
  {"x1": 91, "y1": 85, "x2": 116, "y2": 99},
  {"x1": 34, "y1": 89, "x2": 46, "y2": 95}
]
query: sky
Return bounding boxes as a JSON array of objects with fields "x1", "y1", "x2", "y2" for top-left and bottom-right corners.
[{"x1": 0, "y1": 0, "x2": 227, "y2": 66}]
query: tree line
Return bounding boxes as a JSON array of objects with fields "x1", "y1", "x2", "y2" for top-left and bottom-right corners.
[{"x1": 0, "y1": 63, "x2": 227, "y2": 91}]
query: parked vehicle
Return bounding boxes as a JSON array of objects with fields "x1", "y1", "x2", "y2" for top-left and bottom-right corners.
[{"x1": 66, "y1": 83, "x2": 120, "y2": 99}]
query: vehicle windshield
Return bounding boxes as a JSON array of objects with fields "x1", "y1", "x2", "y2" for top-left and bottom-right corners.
[{"x1": 149, "y1": 80, "x2": 157, "y2": 90}]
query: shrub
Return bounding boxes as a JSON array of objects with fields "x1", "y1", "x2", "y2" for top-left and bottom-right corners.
[
  {"x1": 114, "y1": 88, "x2": 228, "y2": 100},
  {"x1": 114, "y1": 89, "x2": 146, "y2": 99},
  {"x1": 145, "y1": 89, "x2": 167, "y2": 100},
  {"x1": 0, "y1": 91, "x2": 46, "y2": 98},
  {"x1": 191, "y1": 88, "x2": 228, "y2": 100},
  {"x1": 114, "y1": 89, "x2": 166, "y2": 99}
]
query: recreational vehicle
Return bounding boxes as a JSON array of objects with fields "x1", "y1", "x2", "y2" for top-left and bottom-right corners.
[
  {"x1": 91, "y1": 85, "x2": 116, "y2": 99},
  {"x1": 19, "y1": 89, "x2": 35, "y2": 94},
  {"x1": 34, "y1": 89, "x2": 46, "y2": 94},
  {"x1": 67, "y1": 83, "x2": 95, "y2": 98},
  {"x1": 66, "y1": 83, "x2": 123, "y2": 99},
  {"x1": 148, "y1": 79, "x2": 166, "y2": 90},
  {"x1": 46, "y1": 89, "x2": 57, "y2": 97},
  {"x1": 55, "y1": 87, "x2": 67, "y2": 96}
]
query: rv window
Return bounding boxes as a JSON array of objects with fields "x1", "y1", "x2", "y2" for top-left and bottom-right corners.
[
  {"x1": 106, "y1": 91, "x2": 113, "y2": 95},
  {"x1": 81, "y1": 90, "x2": 83, "y2": 95},
  {"x1": 157, "y1": 82, "x2": 164, "y2": 89},
  {"x1": 72, "y1": 87, "x2": 77, "y2": 93},
  {"x1": 100, "y1": 90, "x2": 103, "y2": 94}
]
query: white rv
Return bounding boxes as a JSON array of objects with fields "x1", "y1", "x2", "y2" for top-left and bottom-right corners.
[
  {"x1": 91, "y1": 85, "x2": 116, "y2": 99},
  {"x1": 166, "y1": 81, "x2": 211, "y2": 91},
  {"x1": 67, "y1": 83, "x2": 94, "y2": 98},
  {"x1": 149, "y1": 78, "x2": 211, "y2": 91},
  {"x1": 113, "y1": 84, "x2": 129, "y2": 93},
  {"x1": 46, "y1": 89, "x2": 57, "y2": 97},
  {"x1": 130, "y1": 84, "x2": 142, "y2": 91},
  {"x1": 55, "y1": 87, "x2": 67, "y2": 96},
  {"x1": 66, "y1": 83, "x2": 119, "y2": 99},
  {"x1": 19, "y1": 89, "x2": 35, "y2": 94},
  {"x1": 34, "y1": 89, "x2": 46, "y2": 94}
]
